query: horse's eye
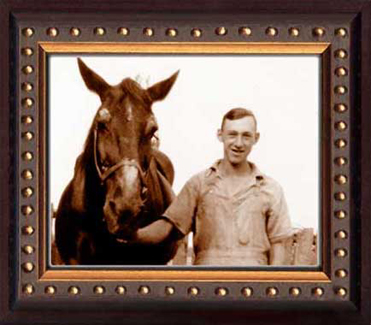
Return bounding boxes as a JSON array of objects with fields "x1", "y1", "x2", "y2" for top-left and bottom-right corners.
[
  {"x1": 147, "y1": 125, "x2": 158, "y2": 138},
  {"x1": 97, "y1": 122, "x2": 107, "y2": 131}
]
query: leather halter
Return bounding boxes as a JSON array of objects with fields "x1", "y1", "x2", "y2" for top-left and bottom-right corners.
[{"x1": 93, "y1": 128, "x2": 148, "y2": 191}]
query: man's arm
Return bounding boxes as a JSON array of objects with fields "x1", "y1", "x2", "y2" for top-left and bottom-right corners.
[
  {"x1": 134, "y1": 218, "x2": 174, "y2": 245},
  {"x1": 269, "y1": 242, "x2": 287, "y2": 265}
]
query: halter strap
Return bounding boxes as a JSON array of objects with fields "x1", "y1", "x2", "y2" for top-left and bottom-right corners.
[{"x1": 93, "y1": 128, "x2": 147, "y2": 184}]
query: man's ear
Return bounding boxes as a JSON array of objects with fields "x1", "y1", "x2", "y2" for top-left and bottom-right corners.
[
  {"x1": 254, "y1": 132, "x2": 260, "y2": 144},
  {"x1": 217, "y1": 129, "x2": 223, "y2": 142}
]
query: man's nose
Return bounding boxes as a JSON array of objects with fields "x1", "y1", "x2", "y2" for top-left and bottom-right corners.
[{"x1": 234, "y1": 135, "x2": 243, "y2": 147}]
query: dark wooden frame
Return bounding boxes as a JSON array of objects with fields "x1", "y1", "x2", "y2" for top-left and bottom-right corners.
[{"x1": 1, "y1": 1, "x2": 371, "y2": 324}]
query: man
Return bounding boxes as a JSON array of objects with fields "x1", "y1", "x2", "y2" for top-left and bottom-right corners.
[{"x1": 133, "y1": 108, "x2": 292, "y2": 266}]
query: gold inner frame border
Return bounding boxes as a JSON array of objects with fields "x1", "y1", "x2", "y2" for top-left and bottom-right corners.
[{"x1": 38, "y1": 42, "x2": 331, "y2": 283}]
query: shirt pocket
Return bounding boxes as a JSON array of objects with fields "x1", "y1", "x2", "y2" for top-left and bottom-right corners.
[
  {"x1": 197, "y1": 189, "x2": 228, "y2": 248},
  {"x1": 236, "y1": 193, "x2": 266, "y2": 245}
]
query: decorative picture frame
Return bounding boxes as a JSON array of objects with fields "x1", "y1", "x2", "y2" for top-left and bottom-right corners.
[{"x1": 1, "y1": 1, "x2": 370, "y2": 324}]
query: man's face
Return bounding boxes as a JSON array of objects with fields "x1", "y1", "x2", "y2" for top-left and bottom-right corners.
[{"x1": 218, "y1": 116, "x2": 260, "y2": 166}]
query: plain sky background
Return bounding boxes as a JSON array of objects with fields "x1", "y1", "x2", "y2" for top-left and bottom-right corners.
[{"x1": 49, "y1": 54, "x2": 320, "y2": 232}]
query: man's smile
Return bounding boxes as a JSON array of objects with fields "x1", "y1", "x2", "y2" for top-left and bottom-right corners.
[{"x1": 231, "y1": 148, "x2": 245, "y2": 154}]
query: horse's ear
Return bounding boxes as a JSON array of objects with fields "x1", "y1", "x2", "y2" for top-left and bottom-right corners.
[
  {"x1": 147, "y1": 70, "x2": 179, "y2": 102},
  {"x1": 77, "y1": 58, "x2": 110, "y2": 101}
]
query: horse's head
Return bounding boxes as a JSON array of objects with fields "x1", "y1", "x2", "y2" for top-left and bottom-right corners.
[{"x1": 78, "y1": 58, "x2": 178, "y2": 240}]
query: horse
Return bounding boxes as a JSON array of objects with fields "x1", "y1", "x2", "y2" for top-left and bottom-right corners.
[{"x1": 54, "y1": 58, "x2": 180, "y2": 265}]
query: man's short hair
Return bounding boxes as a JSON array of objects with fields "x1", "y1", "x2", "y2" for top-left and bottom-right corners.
[{"x1": 221, "y1": 108, "x2": 257, "y2": 130}]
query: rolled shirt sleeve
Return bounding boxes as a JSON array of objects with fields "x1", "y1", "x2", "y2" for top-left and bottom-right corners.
[
  {"x1": 266, "y1": 184, "x2": 292, "y2": 244},
  {"x1": 163, "y1": 175, "x2": 200, "y2": 236}
]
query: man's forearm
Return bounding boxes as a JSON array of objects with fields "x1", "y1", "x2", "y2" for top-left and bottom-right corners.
[
  {"x1": 269, "y1": 242, "x2": 287, "y2": 265},
  {"x1": 135, "y1": 219, "x2": 173, "y2": 245}
]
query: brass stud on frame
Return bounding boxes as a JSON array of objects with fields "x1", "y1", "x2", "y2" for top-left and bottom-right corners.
[
  {"x1": 335, "y1": 121, "x2": 347, "y2": 131},
  {"x1": 70, "y1": 27, "x2": 81, "y2": 37},
  {"x1": 68, "y1": 286, "x2": 80, "y2": 295},
  {"x1": 21, "y1": 205, "x2": 34, "y2": 216},
  {"x1": 334, "y1": 192, "x2": 347, "y2": 201},
  {"x1": 336, "y1": 288, "x2": 347, "y2": 297},
  {"x1": 312, "y1": 27, "x2": 325, "y2": 37},
  {"x1": 22, "y1": 131, "x2": 34, "y2": 141},
  {"x1": 94, "y1": 286, "x2": 105, "y2": 294},
  {"x1": 215, "y1": 287, "x2": 228, "y2": 296},
  {"x1": 335, "y1": 269, "x2": 348, "y2": 278},
  {"x1": 165, "y1": 286, "x2": 175, "y2": 296},
  {"x1": 239, "y1": 27, "x2": 252, "y2": 36},
  {"x1": 22, "y1": 28, "x2": 34, "y2": 37},
  {"x1": 290, "y1": 287, "x2": 301, "y2": 297},
  {"x1": 335, "y1": 28, "x2": 347, "y2": 37},
  {"x1": 115, "y1": 286, "x2": 126, "y2": 295},
  {"x1": 22, "y1": 245, "x2": 35, "y2": 255},
  {"x1": 23, "y1": 284, "x2": 34, "y2": 295},
  {"x1": 191, "y1": 28, "x2": 202, "y2": 38},
  {"x1": 335, "y1": 86, "x2": 347, "y2": 95},
  {"x1": 117, "y1": 27, "x2": 130, "y2": 36},
  {"x1": 288, "y1": 27, "x2": 300, "y2": 37},
  {"x1": 241, "y1": 287, "x2": 253, "y2": 297},
  {"x1": 335, "y1": 67, "x2": 348, "y2": 77},
  {"x1": 188, "y1": 286, "x2": 199, "y2": 296},
  {"x1": 45, "y1": 286, "x2": 57, "y2": 295},
  {"x1": 22, "y1": 262, "x2": 34, "y2": 273},
  {"x1": 335, "y1": 230, "x2": 348, "y2": 239},
  {"x1": 335, "y1": 248, "x2": 347, "y2": 257},
  {"x1": 266, "y1": 287, "x2": 278, "y2": 297},
  {"x1": 166, "y1": 28, "x2": 178, "y2": 37},
  {"x1": 334, "y1": 157, "x2": 347, "y2": 166},
  {"x1": 22, "y1": 65, "x2": 34, "y2": 75},
  {"x1": 312, "y1": 287, "x2": 324, "y2": 297},
  {"x1": 21, "y1": 48, "x2": 34, "y2": 56},
  {"x1": 138, "y1": 285, "x2": 150, "y2": 295},
  {"x1": 334, "y1": 103, "x2": 348, "y2": 113},
  {"x1": 94, "y1": 27, "x2": 106, "y2": 36},
  {"x1": 334, "y1": 210, "x2": 347, "y2": 219},
  {"x1": 22, "y1": 187, "x2": 34, "y2": 198},
  {"x1": 335, "y1": 139, "x2": 347, "y2": 148},
  {"x1": 22, "y1": 98, "x2": 34, "y2": 108},
  {"x1": 335, "y1": 49, "x2": 348, "y2": 59},
  {"x1": 215, "y1": 27, "x2": 227, "y2": 36},
  {"x1": 22, "y1": 152, "x2": 33, "y2": 161},
  {"x1": 21, "y1": 116, "x2": 33, "y2": 125},
  {"x1": 266, "y1": 27, "x2": 278, "y2": 36},
  {"x1": 22, "y1": 226, "x2": 35, "y2": 235},
  {"x1": 22, "y1": 82, "x2": 33, "y2": 92},
  {"x1": 335, "y1": 174, "x2": 347, "y2": 185},
  {"x1": 143, "y1": 28, "x2": 154, "y2": 37},
  {"x1": 22, "y1": 169, "x2": 33, "y2": 180},
  {"x1": 47, "y1": 27, "x2": 59, "y2": 37}
]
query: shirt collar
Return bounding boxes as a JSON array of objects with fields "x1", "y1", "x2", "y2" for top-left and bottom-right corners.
[{"x1": 207, "y1": 160, "x2": 265, "y2": 185}]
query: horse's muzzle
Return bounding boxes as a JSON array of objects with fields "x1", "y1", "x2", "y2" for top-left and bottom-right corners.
[{"x1": 103, "y1": 199, "x2": 142, "y2": 237}]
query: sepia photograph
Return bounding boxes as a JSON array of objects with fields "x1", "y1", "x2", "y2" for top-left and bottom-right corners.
[{"x1": 49, "y1": 54, "x2": 320, "y2": 267}]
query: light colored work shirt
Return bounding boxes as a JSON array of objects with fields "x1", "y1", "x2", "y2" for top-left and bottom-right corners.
[{"x1": 164, "y1": 160, "x2": 292, "y2": 266}]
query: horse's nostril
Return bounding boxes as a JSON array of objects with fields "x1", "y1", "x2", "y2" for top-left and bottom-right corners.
[{"x1": 118, "y1": 209, "x2": 134, "y2": 224}]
